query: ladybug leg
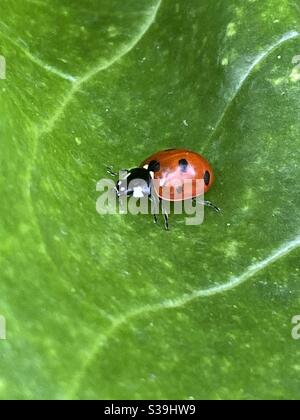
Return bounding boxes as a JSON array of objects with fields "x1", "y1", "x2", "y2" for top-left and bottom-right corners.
[
  {"x1": 163, "y1": 212, "x2": 169, "y2": 231},
  {"x1": 195, "y1": 199, "x2": 221, "y2": 213},
  {"x1": 161, "y1": 200, "x2": 170, "y2": 231},
  {"x1": 149, "y1": 197, "x2": 159, "y2": 224}
]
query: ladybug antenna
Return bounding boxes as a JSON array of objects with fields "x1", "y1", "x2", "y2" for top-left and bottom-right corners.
[{"x1": 105, "y1": 165, "x2": 118, "y2": 177}]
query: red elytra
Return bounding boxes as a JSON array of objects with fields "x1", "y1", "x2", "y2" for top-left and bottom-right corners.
[{"x1": 141, "y1": 149, "x2": 215, "y2": 201}]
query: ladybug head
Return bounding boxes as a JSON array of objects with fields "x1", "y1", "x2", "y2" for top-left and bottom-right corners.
[{"x1": 116, "y1": 168, "x2": 152, "y2": 198}]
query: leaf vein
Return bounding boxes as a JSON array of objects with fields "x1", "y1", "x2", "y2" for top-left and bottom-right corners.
[
  {"x1": 25, "y1": 0, "x2": 162, "y2": 265},
  {"x1": 0, "y1": 28, "x2": 76, "y2": 82},
  {"x1": 38, "y1": 0, "x2": 162, "y2": 136},
  {"x1": 69, "y1": 234, "x2": 300, "y2": 398},
  {"x1": 206, "y1": 30, "x2": 300, "y2": 147}
]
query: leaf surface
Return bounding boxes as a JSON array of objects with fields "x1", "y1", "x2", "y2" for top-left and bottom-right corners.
[{"x1": 1, "y1": 0, "x2": 300, "y2": 399}]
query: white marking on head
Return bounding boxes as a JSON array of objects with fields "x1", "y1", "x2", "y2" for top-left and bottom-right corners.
[{"x1": 143, "y1": 164, "x2": 149, "y2": 170}]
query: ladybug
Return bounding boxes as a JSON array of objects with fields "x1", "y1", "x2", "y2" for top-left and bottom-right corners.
[{"x1": 107, "y1": 149, "x2": 220, "y2": 230}]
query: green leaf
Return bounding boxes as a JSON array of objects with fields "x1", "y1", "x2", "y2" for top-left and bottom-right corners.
[{"x1": 1, "y1": 0, "x2": 300, "y2": 400}]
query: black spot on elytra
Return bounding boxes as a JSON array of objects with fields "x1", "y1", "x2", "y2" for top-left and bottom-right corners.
[
  {"x1": 204, "y1": 171, "x2": 210, "y2": 186},
  {"x1": 179, "y1": 159, "x2": 188, "y2": 173},
  {"x1": 148, "y1": 160, "x2": 160, "y2": 172}
]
